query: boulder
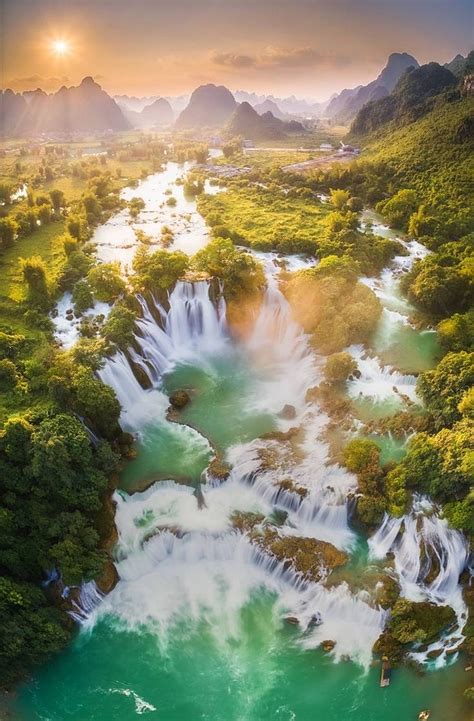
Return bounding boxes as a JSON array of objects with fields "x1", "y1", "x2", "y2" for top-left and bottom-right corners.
[
  {"x1": 321, "y1": 640, "x2": 336, "y2": 652},
  {"x1": 278, "y1": 404, "x2": 297, "y2": 420},
  {"x1": 208, "y1": 457, "x2": 231, "y2": 480},
  {"x1": 169, "y1": 389, "x2": 190, "y2": 408},
  {"x1": 96, "y1": 558, "x2": 119, "y2": 595}
]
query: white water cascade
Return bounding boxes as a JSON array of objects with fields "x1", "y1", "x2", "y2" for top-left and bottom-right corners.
[
  {"x1": 89, "y1": 254, "x2": 468, "y2": 675},
  {"x1": 369, "y1": 497, "x2": 469, "y2": 665},
  {"x1": 98, "y1": 280, "x2": 228, "y2": 429}
]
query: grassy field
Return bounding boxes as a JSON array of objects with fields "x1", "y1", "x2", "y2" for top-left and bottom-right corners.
[
  {"x1": 0, "y1": 220, "x2": 67, "y2": 301},
  {"x1": 198, "y1": 182, "x2": 329, "y2": 252}
]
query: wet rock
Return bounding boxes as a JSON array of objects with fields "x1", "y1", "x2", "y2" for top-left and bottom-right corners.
[
  {"x1": 285, "y1": 616, "x2": 299, "y2": 625},
  {"x1": 426, "y1": 648, "x2": 443, "y2": 659},
  {"x1": 321, "y1": 640, "x2": 336, "y2": 652},
  {"x1": 231, "y1": 511, "x2": 265, "y2": 532},
  {"x1": 255, "y1": 529, "x2": 347, "y2": 583},
  {"x1": 278, "y1": 404, "x2": 297, "y2": 420},
  {"x1": 277, "y1": 478, "x2": 308, "y2": 498},
  {"x1": 305, "y1": 386, "x2": 320, "y2": 403},
  {"x1": 208, "y1": 457, "x2": 231, "y2": 481},
  {"x1": 96, "y1": 558, "x2": 119, "y2": 595},
  {"x1": 169, "y1": 389, "x2": 190, "y2": 408},
  {"x1": 445, "y1": 645, "x2": 462, "y2": 656},
  {"x1": 260, "y1": 427, "x2": 299, "y2": 442}
]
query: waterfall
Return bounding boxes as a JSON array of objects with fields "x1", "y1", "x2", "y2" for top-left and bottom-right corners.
[
  {"x1": 88, "y1": 530, "x2": 386, "y2": 669},
  {"x1": 98, "y1": 280, "x2": 228, "y2": 427},
  {"x1": 132, "y1": 281, "x2": 228, "y2": 383},
  {"x1": 369, "y1": 498, "x2": 469, "y2": 666},
  {"x1": 69, "y1": 581, "x2": 104, "y2": 624},
  {"x1": 347, "y1": 344, "x2": 418, "y2": 404}
]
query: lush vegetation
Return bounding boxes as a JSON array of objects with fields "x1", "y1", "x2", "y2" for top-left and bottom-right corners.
[{"x1": 286, "y1": 256, "x2": 382, "y2": 353}]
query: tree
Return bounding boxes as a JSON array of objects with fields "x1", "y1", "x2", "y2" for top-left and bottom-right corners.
[
  {"x1": 132, "y1": 247, "x2": 189, "y2": 293},
  {"x1": 20, "y1": 256, "x2": 50, "y2": 309},
  {"x1": 0, "y1": 217, "x2": 18, "y2": 249},
  {"x1": 0, "y1": 182, "x2": 12, "y2": 205},
  {"x1": 324, "y1": 352, "x2": 358, "y2": 382},
  {"x1": 0, "y1": 359, "x2": 18, "y2": 390},
  {"x1": 377, "y1": 189, "x2": 418, "y2": 230},
  {"x1": 330, "y1": 188, "x2": 350, "y2": 210},
  {"x1": 192, "y1": 237, "x2": 265, "y2": 299},
  {"x1": 417, "y1": 351, "x2": 474, "y2": 428},
  {"x1": 49, "y1": 189, "x2": 65, "y2": 212},
  {"x1": 72, "y1": 280, "x2": 94, "y2": 314},
  {"x1": 87, "y1": 262, "x2": 126, "y2": 302},
  {"x1": 71, "y1": 367, "x2": 121, "y2": 439},
  {"x1": 437, "y1": 310, "x2": 474, "y2": 352},
  {"x1": 101, "y1": 303, "x2": 137, "y2": 350}
]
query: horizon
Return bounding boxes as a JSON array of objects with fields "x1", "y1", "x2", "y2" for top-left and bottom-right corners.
[{"x1": 2, "y1": 0, "x2": 472, "y2": 101}]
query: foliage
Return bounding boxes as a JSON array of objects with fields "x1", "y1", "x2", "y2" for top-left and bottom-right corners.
[
  {"x1": 87, "y1": 262, "x2": 126, "y2": 302},
  {"x1": 437, "y1": 310, "x2": 474, "y2": 352},
  {"x1": 417, "y1": 351, "x2": 474, "y2": 428},
  {"x1": 20, "y1": 256, "x2": 50, "y2": 310},
  {"x1": 0, "y1": 412, "x2": 119, "y2": 685},
  {"x1": 72, "y1": 279, "x2": 94, "y2": 314},
  {"x1": 131, "y1": 246, "x2": 189, "y2": 294},
  {"x1": 192, "y1": 237, "x2": 265, "y2": 299},
  {"x1": 101, "y1": 303, "x2": 137, "y2": 350},
  {"x1": 343, "y1": 439, "x2": 387, "y2": 524},
  {"x1": 324, "y1": 352, "x2": 358, "y2": 382},
  {"x1": 287, "y1": 259, "x2": 382, "y2": 353}
]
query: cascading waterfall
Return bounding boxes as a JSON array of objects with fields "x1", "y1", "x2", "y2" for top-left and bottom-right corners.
[
  {"x1": 88, "y1": 529, "x2": 386, "y2": 668},
  {"x1": 369, "y1": 497, "x2": 469, "y2": 665},
  {"x1": 88, "y1": 252, "x2": 468, "y2": 677},
  {"x1": 347, "y1": 344, "x2": 418, "y2": 404}
]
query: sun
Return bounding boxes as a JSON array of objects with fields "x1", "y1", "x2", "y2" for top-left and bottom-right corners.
[{"x1": 51, "y1": 39, "x2": 70, "y2": 56}]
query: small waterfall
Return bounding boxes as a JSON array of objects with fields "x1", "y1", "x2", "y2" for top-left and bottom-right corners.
[
  {"x1": 132, "y1": 281, "x2": 228, "y2": 383},
  {"x1": 98, "y1": 280, "x2": 229, "y2": 427},
  {"x1": 369, "y1": 498, "x2": 469, "y2": 665},
  {"x1": 69, "y1": 581, "x2": 104, "y2": 624},
  {"x1": 347, "y1": 344, "x2": 418, "y2": 404}
]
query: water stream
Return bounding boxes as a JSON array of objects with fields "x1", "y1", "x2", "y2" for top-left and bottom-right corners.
[{"x1": 16, "y1": 173, "x2": 469, "y2": 720}]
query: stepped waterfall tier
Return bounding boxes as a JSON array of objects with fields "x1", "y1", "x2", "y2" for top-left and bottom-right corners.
[{"x1": 12, "y1": 251, "x2": 469, "y2": 721}]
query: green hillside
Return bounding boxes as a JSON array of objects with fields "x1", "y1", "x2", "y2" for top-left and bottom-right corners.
[{"x1": 351, "y1": 95, "x2": 474, "y2": 225}]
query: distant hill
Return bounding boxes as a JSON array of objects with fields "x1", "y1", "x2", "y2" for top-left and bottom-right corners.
[
  {"x1": 225, "y1": 101, "x2": 304, "y2": 140},
  {"x1": 0, "y1": 77, "x2": 130, "y2": 135},
  {"x1": 176, "y1": 84, "x2": 237, "y2": 128},
  {"x1": 351, "y1": 62, "x2": 458, "y2": 135},
  {"x1": 253, "y1": 99, "x2": 286, "y2": 119},
  {"x1": 348, "y1": 64, "x2": 474, "y2": 226},
  {"x1": 326, "y1": 52, "x2": 419, "y2": 123},
  {"x1": 121, "y1": 97, "x2": 174, "y2": 128}
]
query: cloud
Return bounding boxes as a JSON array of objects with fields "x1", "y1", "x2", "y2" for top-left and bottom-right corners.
[
  {"x1": 210, "y1": 51, "x2": 256, "y2": 68},
  {"x1": 6, "y1": 75, "x2": 70, "y2": 91},
  {"x1": 262, "y1": 46, "x2": 349, "y2": 68},
  {"x1": 210, "y1": 46, "x2": 349, "y2": 72}
]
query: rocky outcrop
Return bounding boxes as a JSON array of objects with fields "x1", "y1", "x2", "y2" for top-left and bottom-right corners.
[
  {"x1": 169, "y1": 390, "x2": 191, "y2": 408},
  {"x1": 254, "y1": 528, "x2": 347, "y2": 583}
]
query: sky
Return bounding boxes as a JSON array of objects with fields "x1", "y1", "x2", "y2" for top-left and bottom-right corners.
[{"x1": 1, "y1": 0, "x2": 473, "y2": 100}]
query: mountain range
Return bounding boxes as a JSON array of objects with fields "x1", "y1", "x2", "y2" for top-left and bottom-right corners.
[
  {"x1": 325, "y1": 52, "x2": 420, "y2": 124},
  {"x1": 0, "y1": 77, "x2": 130, "y2": 135},
  {"x1": 1, "y1": 51, "x2": 471, "y2": 137},
  {"x1": 120, "y1": 98, "x2": 174, "y2": 128}
]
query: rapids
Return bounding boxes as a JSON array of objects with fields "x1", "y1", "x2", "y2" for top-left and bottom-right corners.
[{"x1": 14, "y1": 181, "x2": 469, "y2": 721}]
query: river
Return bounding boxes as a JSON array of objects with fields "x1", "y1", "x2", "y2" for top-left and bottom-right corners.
[{"x1": 10, "y1": 163, "x2": 470, "y2": 721}]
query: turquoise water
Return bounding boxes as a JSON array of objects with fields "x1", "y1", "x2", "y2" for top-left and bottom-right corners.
[
  {"x1": 12, "y1": 597, "x2": 468, "y2": 721},
  {"x1": 10, "y1": 206, "x2": 470, "y2": 721}
]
